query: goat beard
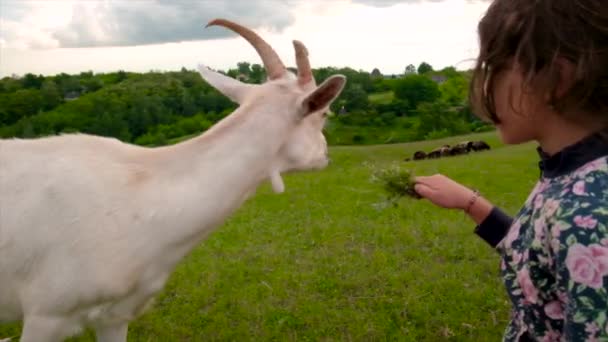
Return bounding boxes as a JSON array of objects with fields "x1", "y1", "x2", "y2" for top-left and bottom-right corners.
[{"x1": 270, "y1": 169, "x2": 285, "y2": 193}]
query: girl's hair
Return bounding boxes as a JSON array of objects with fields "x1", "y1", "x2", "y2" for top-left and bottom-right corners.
[{"x1": 469, "y1": 0, "x2": 608, "y2": 125}]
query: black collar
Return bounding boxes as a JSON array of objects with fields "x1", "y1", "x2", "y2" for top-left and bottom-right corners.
[{"x1": 537, "y1": 131, "x2": 608, "y2": 178}]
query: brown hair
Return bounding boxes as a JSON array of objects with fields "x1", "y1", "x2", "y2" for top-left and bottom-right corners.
[{"x1": 469, "y1": 0, "x2": 608, "y2": 125}]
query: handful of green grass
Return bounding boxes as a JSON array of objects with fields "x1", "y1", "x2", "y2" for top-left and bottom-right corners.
[{"x1": 371, "y1": 164, "x2": 422, "y2": 202}]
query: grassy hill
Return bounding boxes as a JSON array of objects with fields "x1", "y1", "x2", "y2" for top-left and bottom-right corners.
[
  {"x1": 0, "y1": 131, "x2": 541, "y2": 341},
  {"x1": 368, "y1": 91, "x2": 395, "y2": 104}
]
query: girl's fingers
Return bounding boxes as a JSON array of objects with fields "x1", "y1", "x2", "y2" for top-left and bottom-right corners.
[
  {"x1": 413, "y1": 176, "x2": 427, "y2": 183},
  {"x1": 414, "y1": 176, "x2": 435, "y2": 186},
  {"x1": 414, "y1": 183, "x2": 434, "y2": 199}
]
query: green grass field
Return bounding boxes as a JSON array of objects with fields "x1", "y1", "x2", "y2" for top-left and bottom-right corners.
[
  {"x1": 368, "y1": 91, "x2": 395, "y2": 104},
  {"x1": 0, "y1": 131, "x2": 542, "y2": 341}
]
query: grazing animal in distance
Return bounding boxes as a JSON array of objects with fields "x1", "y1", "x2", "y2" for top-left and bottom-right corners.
[
  {"x1": 439, "y1": 145, "x2": 451, "y2": 157},
  {"x1": 427, "y1": 145, "x2": 450, "y2": 159},
  {"x1": 470, "y1": 140, "x2": 491, "y2": 151},
  {"x1": 413, "y1": 150, "x2": 427, "y2": 160},
  {"x1": 448, "y1": 145, "x2": 469, "y2": 156},
  {"x1": 454, "y1": 141, "x2": 473, "y2": 152},
  {"x1": 427, "y1": 149, "x2": 441, "y2": 159}
]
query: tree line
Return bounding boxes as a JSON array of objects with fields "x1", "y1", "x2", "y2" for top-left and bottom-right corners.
[{"x1": 0, "y1": 62, "x2": 491, "y2": 146}]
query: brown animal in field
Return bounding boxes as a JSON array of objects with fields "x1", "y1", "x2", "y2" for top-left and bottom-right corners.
[
  {"x1": 427, "y1": 145, "x2": 450, "y2": 159},
  {"x1": 448, "y1": 145, "x2": 469, "y2": 156},
  {"x1": 413, "y1": 150, "x2": 427, "y2": 160},
  {"x1": 454, "y1": 141, "x2": 473, "y2": 152},
  {"x1": 439, "y1": 145, "x2": 451, "y2": 157},
  {"x1": 427, "y1": 150, "x2": 441, "y2": 159},
  {"x1": 470, "y1": 140, "x2": 491, "y2": 151}
]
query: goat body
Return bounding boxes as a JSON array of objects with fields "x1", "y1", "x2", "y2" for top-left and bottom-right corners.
[
  {"x1": 0, "y1": 18, "x2": 345, "y2": 341},
  {"x1": 0, "y1": 114, "x2": 285, "y2": 340}
]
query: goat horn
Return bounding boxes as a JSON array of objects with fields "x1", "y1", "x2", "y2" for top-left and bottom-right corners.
[
  {"x1": 293, "y1": 40, "x2": 313, "y2": 86},
  {"x1": 206, "y1": 18, "x2": 286, "y2": 80}
]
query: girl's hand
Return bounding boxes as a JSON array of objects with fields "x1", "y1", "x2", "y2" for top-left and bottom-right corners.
[{"x1": 414, "y1": 174, "x2": 476, "y2": 210}]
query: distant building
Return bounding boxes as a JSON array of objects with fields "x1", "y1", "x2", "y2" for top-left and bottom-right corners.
[
  {"x1": 64, "y1": 91, "x2": 81, "y2": 101},
  {"x1": 431, "y1": 74, "x2": 447, "y2": 84},
  {"x1": 383, "y1": 74, "x2": 398, "y2": 79}
]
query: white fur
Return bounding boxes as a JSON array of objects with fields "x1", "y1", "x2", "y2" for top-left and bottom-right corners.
[{"x1": 0, "y1": 32, "x2": 345, "y2": 341}]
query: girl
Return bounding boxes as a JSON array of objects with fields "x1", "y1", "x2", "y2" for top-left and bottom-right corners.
[{"x1": 413, "y1": 0, "x2": 608, "y2": 341}]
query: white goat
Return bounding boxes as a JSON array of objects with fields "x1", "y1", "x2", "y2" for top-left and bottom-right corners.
[{"x1": 0, "y1": 18, "x2": 346, "y2": 341}]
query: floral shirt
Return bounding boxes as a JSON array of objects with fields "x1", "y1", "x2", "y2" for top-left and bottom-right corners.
[{"x1": 475, "y1": 132, "x2": 608, "y2": 342}]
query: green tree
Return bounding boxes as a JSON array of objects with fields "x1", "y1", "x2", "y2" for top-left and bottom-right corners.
[
  {"x1": 90, "y1": 112, "x2": 131, "y2": 141},
  {"x1": 249, "y1": 64, "x2": 265, "y2": 84},
  {"x1": 81, "y1": 77, "x2": 103, "y2": 93},
  {"x1": 416, "y1": 100, "x2": 469, "y2": 139},
  {"x1": 438, "y1": 66, "x2": 461, "y2": 79},
  {"x1": 405, "y1": 64, "x2": 416, "y2": 75},
  {"x1": 332, "y1": 67, "x2": 373, "y2": 92},
  {"x1": 0, "y1": 77, "x2": 22, "y2": 93},
  {"x1": 116, "y1": 70, "x2": 128, "y2": 83},
  {"x1": 21, "y1": 119, "x2": 36, "y2": 138},
  {"x1": 417, "y1": 62, "x2": 433, "y2": 74},
  {"x1": 393, "y1": 75, "x2": 441, "y2": 111},
  {"x1": 313, "y1": 67, "x2": 338, "y2": 84},
  {"x1": 439, "y1": 76, "x2": 468, "y2": 105},
  {"x1": 226, "y1": 69, "x2": 239, "y2": 79},
  {"x1": 2, "y1": 89, "x2": 43, "y2": 125},
  {"x1": 40, "y1": 80, "x2": 63, "y2": 110},
  {"x1": 371, "y1": 68, "x2": 382, "y2": 78},
  {"x1": 339, "y1": 84, "x2": 369, "y2": 112},
  {"x1": 22, "y1": 73, "x2": 44, "y2": 89},
  {"x1": 237, "y1": 62, "x2": 251, "y2": 76},
  {"x1": 55, "y1": 73, "x2": 82, "y2": 96}
]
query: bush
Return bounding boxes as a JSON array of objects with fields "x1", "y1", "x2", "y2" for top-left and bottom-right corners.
[
  {"x1": 424, "y1": 129, "x2": 451, "y2": 140},
  {"x1": 352, "y1": 134, "x2": 365, "y2": 144}
]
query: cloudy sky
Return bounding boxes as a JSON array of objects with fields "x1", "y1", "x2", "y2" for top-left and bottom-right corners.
[{"x1": 0, "y1": 0, "x2": 491, "y2": 77}]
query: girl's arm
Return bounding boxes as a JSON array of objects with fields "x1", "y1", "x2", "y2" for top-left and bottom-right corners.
[
  {"x1": 469, "y1": 198, "x2": 514, "y2": 248},
  {"x1": 414, "y1": 175, "x2": 514, "y2": 248}
]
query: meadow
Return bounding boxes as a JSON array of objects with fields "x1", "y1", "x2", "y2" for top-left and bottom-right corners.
[{"x1": 0, "y1": 131, "x2": 542, "y2": 341}]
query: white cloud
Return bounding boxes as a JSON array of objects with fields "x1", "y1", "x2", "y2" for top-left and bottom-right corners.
[
  {"x1": 1, "y1": 0, "x2": 297, "y2": 49},
  {"x1": 0, "y1": 0, "x2": 75, "y2": 49},
  {"x1": 1, "y1": 0, "x2": 489, "y2": 49},
  {"x1": 352, "y1": 0, "x2": 442, "y2": 7},
  {"x1": 0, "y1": 0, "x2": 490, "y2": 77}
]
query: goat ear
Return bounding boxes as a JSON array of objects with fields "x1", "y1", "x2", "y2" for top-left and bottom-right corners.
[
  {"x1": 300, "y1": 75, "x2": 346, "y2": 117},
  {"x1": 197, "y1": 64, "x2": 255, "y2": 104}
]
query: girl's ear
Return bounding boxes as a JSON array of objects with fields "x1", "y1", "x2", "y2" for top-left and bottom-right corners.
[
  {"x1": 198, "y1": 64, "x2": 256, "y2": 104},
  {"x1": 554, "y1": 57, "x2": 577, "y2": 99}
]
